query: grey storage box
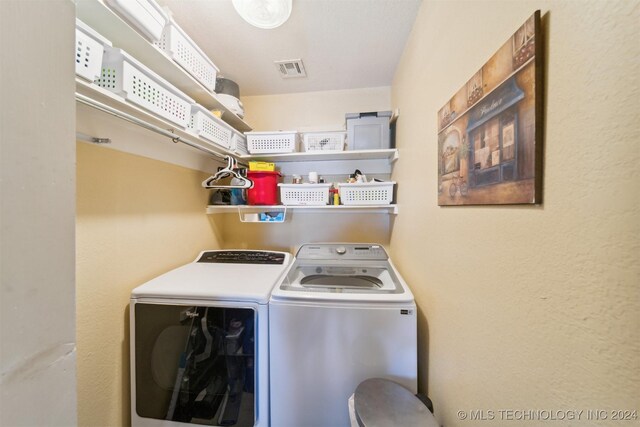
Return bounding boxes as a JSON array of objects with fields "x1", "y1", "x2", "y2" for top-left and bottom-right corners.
[{"x1": 346, "y1": 111, "x2": 392, "y2": 150}]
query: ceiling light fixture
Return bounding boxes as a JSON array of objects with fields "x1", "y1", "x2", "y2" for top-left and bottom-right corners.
[{"x1": 232, "y1": 0, "x2": 292, "y2": 29}]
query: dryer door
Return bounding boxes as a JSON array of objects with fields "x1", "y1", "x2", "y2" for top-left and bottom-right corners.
[{"x1": 131, "y1": 302, "x2": 256, "y2": 426}]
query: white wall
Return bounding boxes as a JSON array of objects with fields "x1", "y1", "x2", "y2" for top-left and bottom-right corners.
[
  {"x1": 0, "y1": 1, "x2": 77, "y2": 425},
  {"x1": 391, "y1": 1, "x2": 639, "y2": 426}
]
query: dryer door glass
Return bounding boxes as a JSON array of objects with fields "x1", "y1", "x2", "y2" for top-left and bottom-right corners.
[{"x1": 134, "y1": 303, "x2": 255, "y2": 426}]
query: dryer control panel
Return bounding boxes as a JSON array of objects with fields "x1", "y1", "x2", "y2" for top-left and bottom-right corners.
[
  {"x1": 296, "y1": 244, "x2": 388, "y2": 260},
  {"x1": 197, "y1": 250, "x2": 286, "y2": 264}
]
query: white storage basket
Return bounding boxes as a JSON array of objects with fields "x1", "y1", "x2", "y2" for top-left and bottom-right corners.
[
  {"x1": 230, "y1": 131, "x2": 249, "y2": 155},
  {"x1": 75, "y1": 19, "x2": 112, "y2": 82},
  {"x1": 303, "y1": 131, "x2": 346, "y2": 152},
  {"x1": 104, "y1": 0, "x2": 168, "y2": 42},
  {"x1": 338, "y1": 182, "x2": 395, "y2": 205},
  {"x1": 188, "y1": 104, "x2": 232, "y2": 148},
  {"x1": 155, "y1": 17, "x2": 219, "y2": 92},
  {"x1": 279, "y1": 183, "x2": 331, "y2": 206},
  {"x1": 96, "y1": 48, "x2": 195, "y2": 128},
  {"x1": 246, "y1": 131, "x2": 299, "y2": 154}
]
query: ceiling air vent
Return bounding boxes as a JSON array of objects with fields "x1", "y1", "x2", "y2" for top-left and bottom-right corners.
[{"x1": 275, "y1": 59, "x2": 307, "y2": 78}]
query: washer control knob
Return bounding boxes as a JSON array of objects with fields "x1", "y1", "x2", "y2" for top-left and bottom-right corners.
[{"x1": 336, "y1": 246, "x2": 347, "y2": 255}]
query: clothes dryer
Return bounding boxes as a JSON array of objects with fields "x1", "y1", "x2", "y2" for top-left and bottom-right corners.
[
  {"x1": 130, "y1": 250, "x2": 291, "y2": 427},
  {"x1": 269, "y1": 243, "x2": 417, "y2": 427}
]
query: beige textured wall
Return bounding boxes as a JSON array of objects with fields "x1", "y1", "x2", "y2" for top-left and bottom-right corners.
[
  {"x1": 219, "y1": 213, "x2": 394, "y2": 254},
  {"x1": 242, "y1": 86, "x2": 391, "y2": 131},
  {"x1": 76, "y1": 142, "x2": 223, "y2": 426},
  {"x1": 391, "y1": 1, "x2": 639, "y2": 426}
]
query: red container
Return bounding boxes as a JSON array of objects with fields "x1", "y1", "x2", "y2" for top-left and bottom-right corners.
[{"x1": 247, "y1": 171, "x2": 281, "y2": 205}]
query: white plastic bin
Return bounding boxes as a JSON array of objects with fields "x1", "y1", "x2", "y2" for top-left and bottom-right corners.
[
  {"x1": 337, "y1": 182, "x2": 395, "y2": 205},
  {"x1": 97, "y1": 48, "x2": 194, "y2": 128},
  {"x1": 155, "y1": 17, "x2": 219, "y2": 92},
  {"x1": 230, "y1": 130, "x2": 249, "y2": 155},
  {"x1": 246, "y1": 131, "x2": 299, "y2": 154},
  {"x1": 188, "y1": 104, "x2": 232, "y2": 149},
  {"x1": 303, "y1": 131, "x2": 346, "y2": 152},
  {"x1": 279, "y1": 184, "x2": 331, "y2": 206},
  {"x1": 104, "y1": 0, "x2": 168, "y2": 42},
  {"x1": 75, "y1": 19, "x2": 112, "y2": 82}
]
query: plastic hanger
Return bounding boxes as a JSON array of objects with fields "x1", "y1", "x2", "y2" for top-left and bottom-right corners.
[{"x1": 202, "y1": 156, "x2": 253, "y2": 189}]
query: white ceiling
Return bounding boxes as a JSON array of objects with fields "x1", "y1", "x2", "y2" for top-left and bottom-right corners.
[{"x1": 158, "y1": 0, "x2": 422, "y2": 96}]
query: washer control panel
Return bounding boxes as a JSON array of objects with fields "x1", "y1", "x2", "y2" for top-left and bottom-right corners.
[
  {"x1": 296, "y1": 244, "x2": 388, "y2": 260},
  {"x1": 197, "y1": 250, "x2": 286, "y2": 264}
]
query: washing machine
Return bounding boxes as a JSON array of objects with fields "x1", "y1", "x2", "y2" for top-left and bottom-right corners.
[
  {"x1": 130, "y1": 249, "x2": 292, "y2": 427},
  {"x1": 269, "y1": 243, "x2": 417, "y2": 427}
]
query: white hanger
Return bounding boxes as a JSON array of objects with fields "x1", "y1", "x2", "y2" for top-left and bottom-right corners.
[{"x1": 202, "y1": 156, "x2": 253, "y2": 189}]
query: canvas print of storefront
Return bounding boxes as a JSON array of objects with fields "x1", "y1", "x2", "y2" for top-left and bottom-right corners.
[{"x1": 438, "y1": 11, "x2": 543, "y2": 205}]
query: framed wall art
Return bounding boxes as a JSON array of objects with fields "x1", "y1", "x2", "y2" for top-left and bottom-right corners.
[{"x1": 437, "y1": 11, "x2": 543, "y2": 205}]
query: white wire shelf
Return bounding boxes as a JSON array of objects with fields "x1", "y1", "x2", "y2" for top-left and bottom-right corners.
[
  {"x1": 240, "y1": 149, "x2": 398, "y2": 163},
  {"x1": 76, "y1": 0, "x2": 251, "y2": 132},
  {"x1": 76, "y1": 78, "x2": 239, "y2": 159},
  {"x1": 206, "y1": 204, "x2": 399, "y2": 215}
]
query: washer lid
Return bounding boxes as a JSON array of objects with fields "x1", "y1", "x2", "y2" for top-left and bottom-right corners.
[
  {"x1": 272, "y1": 262, "x2": 414, "y2": 303},
  {"x1": 280, "y1": 262, "x2": 402, "y2": 294},
  {"x1": 131, "y1": 250, "x2": 292, "y2": 303},
  {"x1": 271, "y1": 244, "x2": 413, "y2": 302}
]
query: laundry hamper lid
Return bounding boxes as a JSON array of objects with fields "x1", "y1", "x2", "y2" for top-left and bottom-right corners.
[{"x1": 353, "y1": 378, "x2": 438, "y2": 427}]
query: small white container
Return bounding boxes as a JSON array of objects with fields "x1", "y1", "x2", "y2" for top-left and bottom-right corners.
[
  {"x1": 279, "y1": 183, "x2": 331, "y2": 206},
  {"x1": 238, "y1": 207, "x2": 286, "y2": 223},
  {"x1": 188, "y1": 104, "x2": 232, "y2": 149},
  {"x1": 96, "y1": 48, "x2": 194, "y2": 128},
  {"x1": 303, "y1": 131, "x2": 346, "y2": 152},
  {"x1": 104, "y1": 0, "x2": 168, "y2": 42},
  {"x1": 75, "y1": 19, "x2": 112, "y2": 82},
  {"x1": 155, "y1": 17, "x2": 219, "y2": 92},
  {"x1": 230, "y1": 130, "x2": 249, "y2": 155},
  {"x1": 337, "y1": 181, "x2": 395, "y2": 205},
  {"x1": 246, "y1": 131, "x2": 299, "y2": 154}
]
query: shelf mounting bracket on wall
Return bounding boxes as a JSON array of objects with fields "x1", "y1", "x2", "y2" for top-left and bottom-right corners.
[{"x1": 76, "y1": 131, "x2": 111, "y2": 144}]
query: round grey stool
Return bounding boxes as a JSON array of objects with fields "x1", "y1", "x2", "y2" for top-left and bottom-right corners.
[{"x1": 352, "y1": 378, "x2": 439, "y2": 427}]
